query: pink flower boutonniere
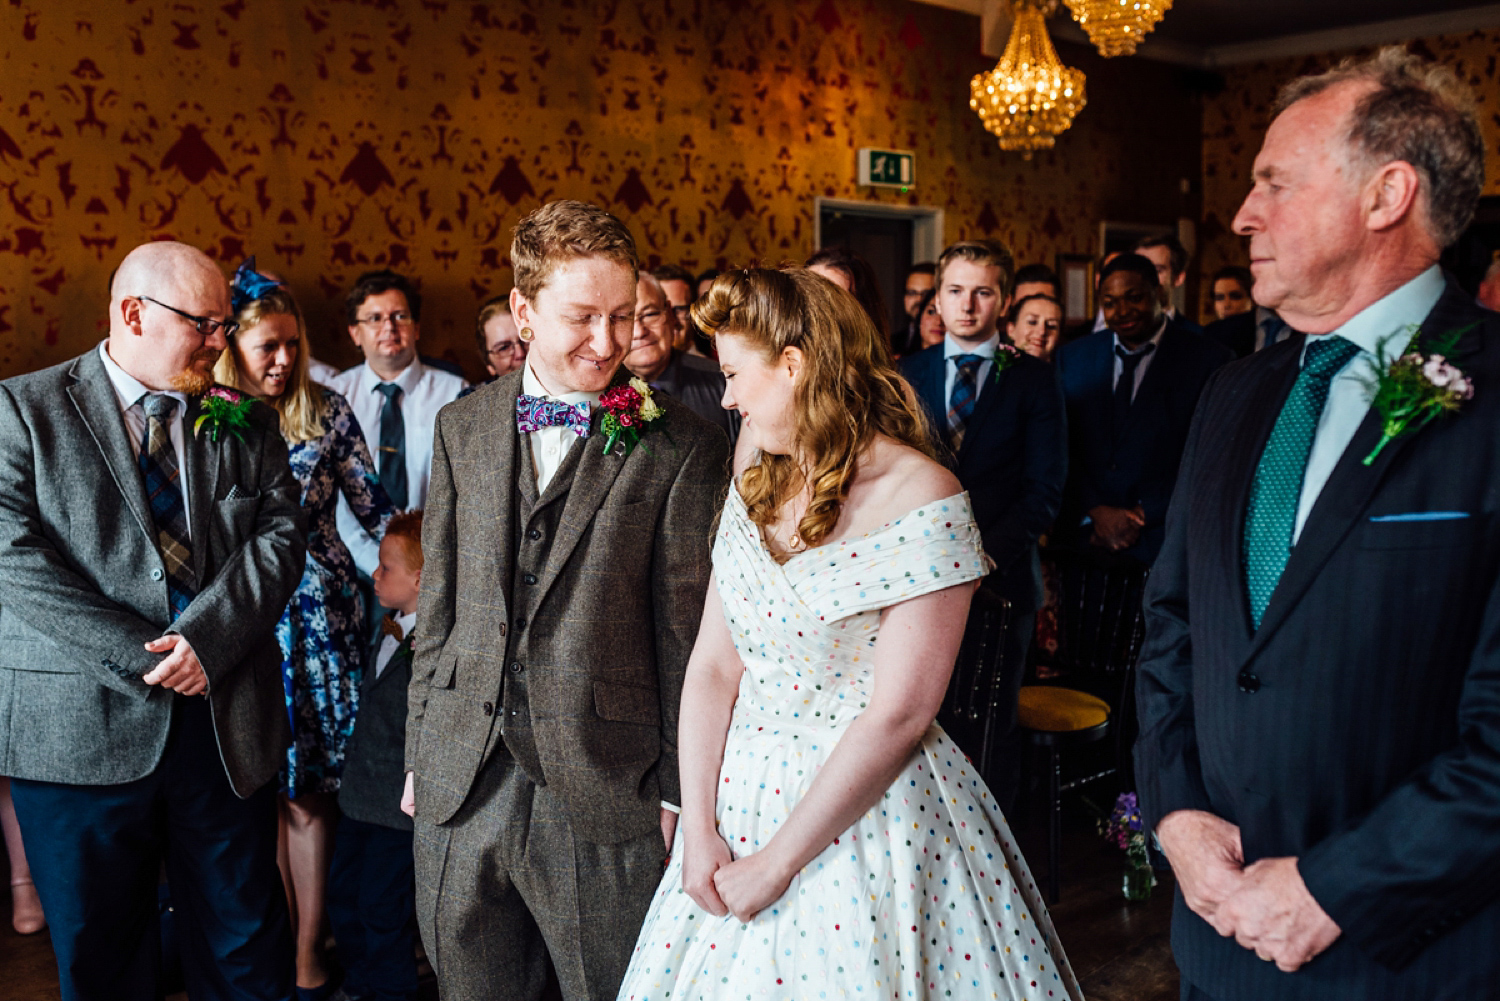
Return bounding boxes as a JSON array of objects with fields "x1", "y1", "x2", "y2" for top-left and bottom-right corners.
[
  {"x1": 598, "y1": 377, "x2": 667, "y2": 456},
  {"x1": 1362, "y1": 324, "x2": 1476, "y2": 466},
  {"x1": 194, "y1": 387, "x2": 256, "y2": 443},
  {"x1": 993, "y1": 342, "x2": 1023, "y2": 382}
]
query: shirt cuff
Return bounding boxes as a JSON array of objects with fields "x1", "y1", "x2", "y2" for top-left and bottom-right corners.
[{"x1": 660, "y1": 800, "x2": 681, "y2": 814}]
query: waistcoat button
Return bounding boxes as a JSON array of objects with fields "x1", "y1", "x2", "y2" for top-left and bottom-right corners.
[
  {"x1": 482, "y1": 702, "x2": 494, "y2": 716},
  {"x1": 523, "y1": 572, "x2": 537, "y2": 586},
  {"x1": 528, "y1": 528, "x2": 542, "y2": 541},
  {"x1": 510, "y1": 661, "x2": 523, "y2": 674}
]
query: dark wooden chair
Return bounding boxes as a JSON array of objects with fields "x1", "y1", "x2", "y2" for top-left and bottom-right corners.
[
  {"x1": 937, "y1": 586, "x2": 1016, "y2": 789},
  {"x1": 1022, "y1": 547, "x2": 1150, "y2": 903}
]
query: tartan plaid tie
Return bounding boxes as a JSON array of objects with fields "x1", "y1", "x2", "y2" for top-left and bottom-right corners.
[
  {"x1": 947, "y1": 354, "x2": 984, "y2": 450},
  {"x1": 1242, "y1": 335, "x2": 1360, "y2": 627},
  {"x1": 139, "y1": 394, "x2": 196, "y2": 620}
]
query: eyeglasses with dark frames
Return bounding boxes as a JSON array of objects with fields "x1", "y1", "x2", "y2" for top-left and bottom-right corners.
[{"x1": 134, "y1": 295, "x2": 240, "y2": 339}]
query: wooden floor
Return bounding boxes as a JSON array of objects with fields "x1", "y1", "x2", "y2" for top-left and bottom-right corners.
[{"x1": 1, "y1": 808, "x2": 1178, "y2": 1000}]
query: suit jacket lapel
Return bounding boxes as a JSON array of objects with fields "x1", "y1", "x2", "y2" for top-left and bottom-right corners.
[
  {"x1": 489, "y1": 375, "x2": 523, "y2": 624},
  {"x1": 181, "y1": 395, "x2": 220, "y2": 583},
  {"x1": 956, "y1": 353, "x2": 1008, "y2": 466},
  {"x1": 64, "y1": 350, "x2": 154, "y2": 543},
  {"x1": 1248, "y1": 282, "x2": 1483, "y2": 656}
]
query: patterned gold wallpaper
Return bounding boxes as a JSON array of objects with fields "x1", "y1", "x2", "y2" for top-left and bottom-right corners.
[
  {"x1": 0, "y1": 0, "x2": 1203, "y2": 380},
  {"x1": 1197, "y1": 28, "x2": 1500, "y2": 322}
]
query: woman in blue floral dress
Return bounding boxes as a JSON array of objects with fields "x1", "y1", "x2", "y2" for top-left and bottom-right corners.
[{"x1": 217, "y1": 261, "x2": 394, "y2": 998}]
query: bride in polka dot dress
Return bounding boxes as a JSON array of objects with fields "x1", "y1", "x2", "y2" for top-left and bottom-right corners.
[{"x1": 616, "y1": 268, "x2": 1080, "y2": 1001}]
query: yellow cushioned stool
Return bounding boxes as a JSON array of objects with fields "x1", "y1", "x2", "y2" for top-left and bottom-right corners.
[{"x1": 1018, "y1": 685, "x2": 1110, "y2": 733}]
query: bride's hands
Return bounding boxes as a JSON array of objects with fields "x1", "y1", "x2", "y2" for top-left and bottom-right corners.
[
  {"x1": 682, "y1": 825, "x2": 734, "y2": 917},
  {"x1": 712, "y1": 847, "x2": 794, "y2": 923}
]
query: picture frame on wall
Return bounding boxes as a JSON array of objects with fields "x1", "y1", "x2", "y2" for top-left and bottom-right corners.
[{"x1": 1057, "y1": 254, "x2": 1094, "y2": 327}]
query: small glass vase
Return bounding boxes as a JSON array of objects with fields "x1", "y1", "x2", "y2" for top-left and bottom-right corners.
[{"x1": 1122, "y1": 863, "x2": 1156, "y2": 902}]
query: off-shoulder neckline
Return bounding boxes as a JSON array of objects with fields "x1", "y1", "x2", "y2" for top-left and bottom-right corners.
[{"x1": 729, "y1": 483, "x2": 970, "y2": 565}]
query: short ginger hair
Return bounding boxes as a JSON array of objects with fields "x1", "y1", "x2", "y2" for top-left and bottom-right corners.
[{"x1": 510, "y1": 200, "x2": 639, "y2": 302}]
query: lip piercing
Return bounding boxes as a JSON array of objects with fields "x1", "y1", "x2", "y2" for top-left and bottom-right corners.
[{"x1": 594, "y1": 361, "x2": 602, "y2": 370}]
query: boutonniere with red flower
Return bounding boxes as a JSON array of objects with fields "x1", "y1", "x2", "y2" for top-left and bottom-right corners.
[
  {"x1": 993, "y1": 342, "x2": 1023, "y2": 382},
  {"x1": 1361, "y1": 324, "x2": 1476, "y2": 466},
  {"x1": 194, "y1": 387, "x2": 256, "y2": 443},
  {"x1": 598, "y1": 377, "x2": 667, "y2": 456}
]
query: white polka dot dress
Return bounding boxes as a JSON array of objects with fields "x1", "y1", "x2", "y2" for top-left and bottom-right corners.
[{"x1": 617, "y1": 488, "x2": 1082, "y2": 1001}]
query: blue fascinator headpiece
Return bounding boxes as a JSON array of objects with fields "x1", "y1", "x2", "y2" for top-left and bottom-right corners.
[{"x1": 230, "y1": 256, "x2": 284, "y2": 316}]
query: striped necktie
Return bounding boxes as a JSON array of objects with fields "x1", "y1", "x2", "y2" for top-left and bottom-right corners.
[
  {"x1": 1242, "y1": 335, "x2": 1361, "y2": 627},
  {"x1": 139, "y1": 394, "x2": 196, "y2": 620},
  {"x1": 947, "y1": 354, "x2": 984, "y2": 450}
]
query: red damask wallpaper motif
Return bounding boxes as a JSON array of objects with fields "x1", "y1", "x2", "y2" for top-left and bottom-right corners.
[
  {"x1": 1197, "y1": 28, "x2": 1500, "y2": 322},
  {"x1": 0, "y1": 0, "x2": 1204, "y2": 379}
]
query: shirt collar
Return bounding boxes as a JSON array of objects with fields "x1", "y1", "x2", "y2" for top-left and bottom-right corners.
[
  {"x1": 1306, "y1": 264, "x2": 1446, "y2": 363},
  {"x1": 96, "y1": 341, "x2": 189, "y2": 414},
  {"x1": 522, "y1": 362, "x2": 603, "y2": 408},
  {"x1": 943, "y1": 332, "x2": 1000, "y2": 361},
  {"x1": 395, "y1": 610, "x2": 417, "y2": 635},
  {"x1": 361, "y1": 358, "x2": 425, "y2": 396},
  {"x1": 1112, "y1": 314, "x2": 1168, "y2": 356}
]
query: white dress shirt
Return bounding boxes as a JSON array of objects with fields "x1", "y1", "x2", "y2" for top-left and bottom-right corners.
[
  {"x1": 97, "y1": 342, "x2": 193, "y2": 537},
  {"x1": 331, "y1": 359, "x2": 468, "y2": 574},
  {"x1": 942, "y1": 332, "x2": 1001, "y2": 408},
  {"x1": 373, "y1": 610, "x2": 417, "y2": 679},
  {"x1": 1110, "y1": 316, "x2": 1169, "y2": 401},
  {"x1": 1293, "y1": 265, "x2": 1445, "y2": 542},
  {"x1": 521, "y1": 363, "x2": 602, "y2": 494}
]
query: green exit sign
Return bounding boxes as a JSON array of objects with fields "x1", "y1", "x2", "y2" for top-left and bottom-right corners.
[{"x1": 858, "y1": 148, "x2": 915, "y2": 189}]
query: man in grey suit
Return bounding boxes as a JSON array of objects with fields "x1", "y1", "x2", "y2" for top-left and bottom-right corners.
[
  {"x1": 0, "y1": 241, "x2": 307, "y2": 1001},
  {"x1": 401, "y1": 200, "x2": 729, "y2": 1000}
]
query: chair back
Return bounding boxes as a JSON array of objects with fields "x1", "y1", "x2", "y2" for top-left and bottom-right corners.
[{"x1": 939, "y1": 586, "x2": 1015, "y2": 783}]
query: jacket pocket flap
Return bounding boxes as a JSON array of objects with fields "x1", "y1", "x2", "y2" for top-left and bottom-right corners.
[
  {"x1": 431, "y1": 656, "x2": 457, "y2": 689},
  {"x1": 593, "y1": 681, "x2": 659, "y2": 725}
]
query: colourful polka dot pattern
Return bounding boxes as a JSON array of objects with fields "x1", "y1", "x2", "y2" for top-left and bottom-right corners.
[
  {"x1": 1242, "y1": 335, "x2": 1361, "y2": 627},
  {"x1": 617, "y1": 488, "x2": 1083, "y2": 1001}
]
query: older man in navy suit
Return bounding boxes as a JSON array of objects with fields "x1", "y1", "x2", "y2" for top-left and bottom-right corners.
[
  {"x1": 900, "y1": 238, "x2": 1067, "y2": 809},
  {"x1": 1136, "y1": 49, "x2": 1500, "y2": 1001}
]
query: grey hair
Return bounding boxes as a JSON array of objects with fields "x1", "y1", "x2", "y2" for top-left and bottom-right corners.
[{"x1": 1274, "y1": 46, "x2": 1485, "y2": 249}]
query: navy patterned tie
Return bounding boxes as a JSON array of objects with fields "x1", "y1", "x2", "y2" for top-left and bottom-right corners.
[
  {"x1": 1242, "y1": 335, "x2": 1361, "y2": 627},
  {"x1": 374, "y1": 382, "x2": 408, "y2": 509},
  {"x1": 139, "y1": 394, "x2": 196, "y2": 620},
  {"x1": 947, "y1": 354, "x2": 984, "y2": 450}
]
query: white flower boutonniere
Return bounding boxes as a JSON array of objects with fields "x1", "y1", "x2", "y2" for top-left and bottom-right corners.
[{"x1": 1362, "y1": 324, "x2": 1476, "y2": 466}]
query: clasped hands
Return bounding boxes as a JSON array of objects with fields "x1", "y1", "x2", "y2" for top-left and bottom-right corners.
[
  {"x1": 681, "y1": 824, "x2": 793, "y2": 923},
  {"x1": 141, "y1": 633, "x2": 208, "y2": 696},
  {"x1": 1089, "y1": 504, "x2": 1145, "y2": 552},
  {"x1": 1157, "y1": 809, "x2": 1341, "y2": 973}
]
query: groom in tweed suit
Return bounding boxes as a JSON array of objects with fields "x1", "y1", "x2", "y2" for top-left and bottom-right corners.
[
  {"x1": 403, "y1": 201, "x2": 729, "y2": 1000},
  {"x1": 0, "y1": 241, "x2": 306, "y2": 1000}
]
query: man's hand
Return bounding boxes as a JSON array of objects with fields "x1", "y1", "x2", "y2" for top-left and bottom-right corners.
[
  {"x1": 1157, "y1": 809, "x2": 1245, "y2": 921},
  {"x1": 661, "y1": 807, "x2": 678, "y2": 856},
  {"x1": 1089, "y1": 505, "x2": 1145, "y2": 551},
  {"x1": 400, "y1": 771, "x2": 416, "y2": 817},
  {"x1": 1214, "y1": 856, "x2": 1341, "y2": 972},
  {"x1": 142, "y1": 634, "x2": 208, "y2": 696}
]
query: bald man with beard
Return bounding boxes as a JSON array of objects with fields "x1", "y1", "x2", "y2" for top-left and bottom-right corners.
[{"x1": 0, "y1": 241, "x2": 307, "y2": 1001}]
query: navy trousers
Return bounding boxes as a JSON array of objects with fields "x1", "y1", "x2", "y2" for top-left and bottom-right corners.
[
  {"x1": 328, "y1": 815, "x2": 419, "y2": 1001},
  {"x1": 10, "y1": 696, "x2": 293, "y2": 1001}
]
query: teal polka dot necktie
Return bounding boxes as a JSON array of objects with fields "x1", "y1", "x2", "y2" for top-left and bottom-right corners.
[{"x1": 1242, "y1": 335, "x2": 1361, "y2": 628}]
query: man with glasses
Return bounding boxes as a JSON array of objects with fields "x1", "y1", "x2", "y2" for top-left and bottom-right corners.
[
  {"x1": 624, "y1": 272, "x2": 738, "y2": 447},
  {"x1": 652, "y1": 263, "x2": 711, "y2": 358},
  {"x1": 330, "y1": 270, "x2": 467, "y2": 579},
  {"x1": 0, "y1": 241, "x2": 307, "y2": 1000},
  {"x1": 473, "y1": 294, "x2": 529, "y2": 384}
]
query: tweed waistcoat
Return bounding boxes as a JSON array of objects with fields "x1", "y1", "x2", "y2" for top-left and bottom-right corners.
[{"x1": 495, "y1": 435, "x2": 587, "y2": 783}]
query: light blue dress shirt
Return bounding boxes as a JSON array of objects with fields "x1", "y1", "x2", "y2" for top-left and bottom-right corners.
[
  {"x1": 942, "y1": 332, "x2": 1000, "y2": 407},
  {"x1": 1293, "y1": 265, "x2": 1446, "y2": 542}
]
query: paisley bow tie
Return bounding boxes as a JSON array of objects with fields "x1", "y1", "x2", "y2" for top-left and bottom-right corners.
[{"x1": 516, "y1": 394, "x2": 591, "y2": 437}]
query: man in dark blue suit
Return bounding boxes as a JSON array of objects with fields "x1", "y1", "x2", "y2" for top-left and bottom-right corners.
[
  {"x1": 1135, "y1": 49, "x2": 1500, "y2": 1001},
  {"x1": 900, "y1": 239, "x2": 1067, "y2": 810},
  {"x1": 1055, "y1": 254, "x2": 1233, "y2": 565},
  {"x1": 1135, "y1": 234, "x2": 1204, "y2": 335}
]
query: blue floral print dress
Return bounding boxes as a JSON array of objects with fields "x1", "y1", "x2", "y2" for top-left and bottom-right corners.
[{"x1": 278, "y1": 387, "x2": 394, "y2": 798}]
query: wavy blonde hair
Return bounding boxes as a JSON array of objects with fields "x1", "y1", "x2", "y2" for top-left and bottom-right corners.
[
  {"x1": 692, "y1": 267, "x2": 934, "y2": 552},
  {"x1": 214, "y1": 288, "x2": 327, "y2": 444}
]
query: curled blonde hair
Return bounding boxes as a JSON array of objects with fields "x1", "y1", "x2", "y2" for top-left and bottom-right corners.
[
  {"x1": 510, "y1": 199, "x2": 639, "y2": 302},
  {"x1": 214, "y1": 288, "x2": 327, "y2": 444},
  {"x1": 692, "y1": 268, "x2": 934, "y2": 552}
]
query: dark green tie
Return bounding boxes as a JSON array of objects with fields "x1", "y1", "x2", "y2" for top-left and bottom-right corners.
[{"x1": 1242, "y1": 335, "x2": 1361, "y2": 627}]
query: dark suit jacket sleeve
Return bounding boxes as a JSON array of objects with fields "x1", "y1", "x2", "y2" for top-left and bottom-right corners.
[
  {"x1": 170, "y1": 407, "x2": 307, "y2": 692},
  {"x1": 980, "y1": 364, "x2": 1067, "y2": 574},
  {"x1": 650, "y1": 429, "x2": 730, "y2": 805},
  {"x1": 1296, "y1": 570, "x2": 1500, "y2": 969},
  {"x1": 0, "y1": 384, "x2": 165, "y2": 698},
  {"x1": 1133, "y1": 369, "x2": 1222, "y2": 831},
  {"x1": 406, "y1": 409, "x2": 458, "y2": 772}
]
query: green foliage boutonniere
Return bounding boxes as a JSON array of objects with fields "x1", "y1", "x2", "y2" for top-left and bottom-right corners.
[
  {"x1": 1361, "y1": 324, "x2": 1476, "y2": 466},
  {"x1": 993, "y1": 342, "x2": 1022, "y2": 382},
  {"x1": 194, "y1": 387, "x2": 256, "y2": 443}
]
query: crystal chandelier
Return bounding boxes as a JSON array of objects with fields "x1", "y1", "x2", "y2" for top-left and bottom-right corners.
[
  {"x1": 1064, "y1": 0, "x2": 1173, "y2": 58},
  {"x1": 969, "y1": 1, "x2": 1087, "y2": 157}
]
